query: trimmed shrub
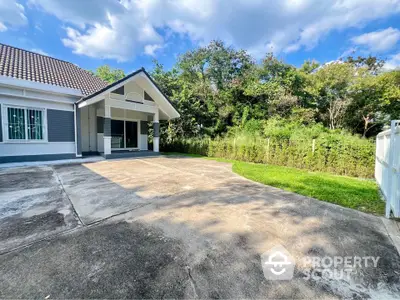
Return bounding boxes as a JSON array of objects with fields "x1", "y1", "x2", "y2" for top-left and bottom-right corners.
[{"x1": 162, "y1": 135, "x2": 375, "y2": 178}]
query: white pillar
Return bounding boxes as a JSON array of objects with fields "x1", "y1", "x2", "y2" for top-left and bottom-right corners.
[
  {"x1": 153, "y1": 110, "x2": 159, "y2": 153},
  {"x1": 104, "y1": 103, "x2": 112, "y2": 156}
]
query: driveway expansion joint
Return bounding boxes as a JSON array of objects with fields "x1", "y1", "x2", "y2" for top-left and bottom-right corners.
[
  {"x1": 186, "y1": 265, "x2": 199, "y2": 299},
  {"x1": 53, "y1": 166, "x2": 84, "y2": 226}
]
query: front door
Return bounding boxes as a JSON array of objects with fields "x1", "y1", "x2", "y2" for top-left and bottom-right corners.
[
  {"x1": 111, "y1": 120, "x2": 138, "y2": 149},
  {"x1": 125, "y1": 121, "x2": 138, "y2": 148},
  {"x1": 111, "y1": 119, "x2": 124, "y2": 149}
]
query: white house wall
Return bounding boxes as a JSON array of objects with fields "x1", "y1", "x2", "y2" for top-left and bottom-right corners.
[{"x1": 0, "y1": 84, "x2": 79, "y2": 162}]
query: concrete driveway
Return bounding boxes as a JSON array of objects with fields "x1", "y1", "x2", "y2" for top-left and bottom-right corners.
[
  {"x1": 0, "y1": 166, "x2": 79, "y2": 252},
  {"x1": 0, "y1": 156, "x2": 400, "y2": 299}
]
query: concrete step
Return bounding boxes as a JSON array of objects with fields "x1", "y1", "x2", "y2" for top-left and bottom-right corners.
[{"x1": 105, "y1": 151, "x2": 160, "y2": 159}]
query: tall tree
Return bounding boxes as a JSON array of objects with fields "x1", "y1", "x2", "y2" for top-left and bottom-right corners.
[
  {"x1": 306, "y1": 62, "x2": 353, "y2": 130},
  {"x1": 94, "y1": 65, "x2": 125, "y2": 84},
  {"x1": 346, "y1": 55, "x2": 385, "y2": 74},
  {"x1": 88, "y1": 45, "x2": 398, "y2": 141},
  {"x1": 177, "y1": 40, "x2": 255, "y2": 136}
]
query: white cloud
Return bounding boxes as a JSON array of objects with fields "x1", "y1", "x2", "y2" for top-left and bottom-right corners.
[
  {"x1": 352, "y1": 27, "x2": 400, "y2": 52},
  {"x1": 34, "y1": 24, "x2": 43, "y2": 32},
  {"x1": 28, "y1": 0, "x2": 400, "y2": 61},
  {"x1": 383, "y1": 52, "x2": 400, "y2": 70},
  {"x1": 144, "y1": 44, "x2": 164, "y2": 57},
  {"x1": 31, "y1": 0, "x2": 162, "y2": 61},
  {"x1": 339, "y1": 47, "x2": 358, "y2": 59},
  {"x1": 0, "y1": 0, "x2": 27, "y2": 32},
  {"x1": 0, "y1": 22, "x2": 7, "y2": 32},
  {"x1": 30, "y1": 48, "x2": 49, "y2": 56},
  {"x1": 28, "y1": 0, "x2": 123, "y2": 28},
  {"x1": 284, "y1": 44, "x2": 301, "y2": 54}
]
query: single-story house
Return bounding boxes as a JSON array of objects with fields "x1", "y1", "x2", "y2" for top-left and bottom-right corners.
[{"x1": 0, "y1": 44, "x2": 180, "y2": 163}]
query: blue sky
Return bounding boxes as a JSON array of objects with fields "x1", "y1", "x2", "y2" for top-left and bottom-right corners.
[{"x1": 1, "y1": 0, "x2": 400, "y2": 74}]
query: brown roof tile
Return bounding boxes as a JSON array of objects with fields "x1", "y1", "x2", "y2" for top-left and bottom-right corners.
[{"x1": 0, "y1": 43, "x2": 109, "y2": 96}]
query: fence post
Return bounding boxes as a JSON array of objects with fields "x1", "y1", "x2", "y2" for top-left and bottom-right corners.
[
  {"x1": 233, "y1": 138, "x2": 235, "y2": 158},
  {"x1": 312, "y1": 139, "x2": 316, "y2": 155},
  {"x1": 385, "y1": 120, "x2": 397, "y2": 218}
]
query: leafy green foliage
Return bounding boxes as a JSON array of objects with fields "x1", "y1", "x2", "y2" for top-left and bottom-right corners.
[
  {"x1": 90, "y1": 41, "x2": 399, "y2": 180},
  {"x1": 94, "y1": 65, "x2": 125, "y2": 84},
  {"x1": 345, "y1": 55, "x2": 385, "y2": 74},
  {"x1": 162, "y1": 118, "x2": 376, "y2": 178},
  {"x1": 147, "y1": 41, "x2": 399, "y2": 140}
]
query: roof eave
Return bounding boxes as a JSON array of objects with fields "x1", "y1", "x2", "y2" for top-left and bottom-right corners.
[
  {"x1": 0, "y1": 75, "x2": 84, "y2": 97},
  {"x1": 77, "y1": 68, "x2": 180, "y2": 119}
]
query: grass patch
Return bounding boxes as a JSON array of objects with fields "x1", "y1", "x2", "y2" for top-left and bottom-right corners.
[
  {"x1": 232, "y1": 161, "x2": 384, "y2": 215},
  {"x1": 163, "y1": 152, "x2": 384, "y2": 215}
]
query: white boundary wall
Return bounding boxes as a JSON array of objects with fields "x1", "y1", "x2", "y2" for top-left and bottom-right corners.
[{"x1": 375, "y1": 120, "x2": 400, "y2": 218}]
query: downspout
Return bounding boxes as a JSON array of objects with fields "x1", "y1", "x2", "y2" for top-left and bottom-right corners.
[{"x1": 74, "y1": 99, "x2": 83, "y2": 158}]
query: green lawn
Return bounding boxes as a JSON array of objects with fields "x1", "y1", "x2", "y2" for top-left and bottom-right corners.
[{"x1": 163, "y1": 152, "x2": 385, "y2": 215}]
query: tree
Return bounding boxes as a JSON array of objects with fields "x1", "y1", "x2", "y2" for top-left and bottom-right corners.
[
  {"x1": 150, "y1": 60, "x2": 180, "y2": 98},
  {"x1": 299, "y1": 59, "x2": 320, "y2": 74},
  {"x1": 243, "y1": 54, "x2": 307, "y2": 119},
  {"x1": 94, "y1": 65, "x2": 125, "y2": 84},
  {"x1": 346, "y1": 55, "x2": 385, "y2": 74},
  {"x1": 346, "y1": 70, "x2": 400, "y2": 137},
  {"x1": 176, "y1": 40, "x2": 255, "y2": 136},
  {"x1": 306, "y1": 62, "x2": 353, "y2": 130},
  {"x1": 106, "y1": 42, "x2": 398, "y2": 141}
]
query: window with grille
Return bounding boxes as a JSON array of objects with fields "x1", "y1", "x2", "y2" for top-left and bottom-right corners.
[{"x1": 6, "y1": 106, "x2": 45, "y2": 140}]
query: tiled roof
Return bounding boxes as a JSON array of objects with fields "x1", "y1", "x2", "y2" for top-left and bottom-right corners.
[{"x1": 0, "y1": 43, "x2": 109, "y2": 96}]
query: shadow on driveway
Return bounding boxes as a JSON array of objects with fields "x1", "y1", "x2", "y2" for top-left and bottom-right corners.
[{"x1": 0, "y1": 157, "x2": 399, "y2": 299}]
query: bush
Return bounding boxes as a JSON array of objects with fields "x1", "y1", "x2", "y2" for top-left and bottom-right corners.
[{"x1": 161, "y1": 128, "x2": 376, "y2": 178}]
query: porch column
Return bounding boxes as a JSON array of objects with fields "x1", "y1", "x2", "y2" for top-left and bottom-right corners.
[
  {"x1": 153, "y1": 110, "x2": 159, "y2": 152},
  {"x1": 103, "y1": 104, "x2": 112, "y2": 157}
]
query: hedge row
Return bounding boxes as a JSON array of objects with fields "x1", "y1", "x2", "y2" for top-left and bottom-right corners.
[{"x1": 162, "y1": 137, "x2": 375, "y2": 178}]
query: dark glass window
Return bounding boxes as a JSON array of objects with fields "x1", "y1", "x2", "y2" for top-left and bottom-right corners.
[{"x1": 144, "y1": 91, "x2": 154, "y2": 102}]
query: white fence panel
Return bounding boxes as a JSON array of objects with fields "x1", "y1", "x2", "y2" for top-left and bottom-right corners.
[{"x1": 375, "y1": 120, "x2": 400, "y2": 218}]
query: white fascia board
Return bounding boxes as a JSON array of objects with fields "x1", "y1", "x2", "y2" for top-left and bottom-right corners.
[
  {"x1": 0, "y1": 75, "x2": 83, "y2": 97},
  {"x1": 78, "y1": 93, "x2": 105, "y2": 108},
  {"x1": 0, "y1": 91, "x2": 77, "y2": 106}
]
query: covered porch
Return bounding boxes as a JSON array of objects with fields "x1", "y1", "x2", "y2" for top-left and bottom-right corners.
[{"x1": 76, "y1": 69, "x2": 179, "y2": 158}]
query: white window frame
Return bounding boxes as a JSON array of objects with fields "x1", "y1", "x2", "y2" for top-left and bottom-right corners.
[{"x1": 2, "y1": 104, "x2": 48, "y2": 143}]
